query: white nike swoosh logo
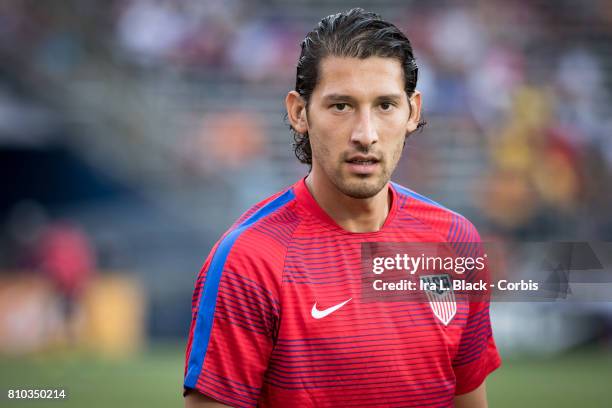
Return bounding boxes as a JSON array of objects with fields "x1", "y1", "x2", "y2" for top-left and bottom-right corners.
[{"x1": 311, "y1": 298, "x2": 352, "y2": 319}]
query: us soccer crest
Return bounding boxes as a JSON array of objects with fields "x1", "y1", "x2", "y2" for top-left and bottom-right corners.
[{"x1": 420, "y1": 274, "x2": 456, "y2": 326}]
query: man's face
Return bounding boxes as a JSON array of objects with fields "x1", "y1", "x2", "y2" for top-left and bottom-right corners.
[{"x1": 305, "y1": 56, "x2": 421, "y2": 199}]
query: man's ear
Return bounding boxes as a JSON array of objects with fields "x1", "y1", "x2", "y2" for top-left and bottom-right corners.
[
  {"x1": 406, "y1": 90, "x2": 422, "y2": 133},
  {"x1": 286, "y1": 91, "x2": 309, "y2": 134}
]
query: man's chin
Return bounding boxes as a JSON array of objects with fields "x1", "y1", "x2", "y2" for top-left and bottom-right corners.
[{"x1": 336, "y1": 177, "x2": 388, "y2": 199}]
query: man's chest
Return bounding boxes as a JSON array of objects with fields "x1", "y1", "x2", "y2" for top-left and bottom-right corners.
[{"x1": 271, "y1": 237, "x2": 469, "y2": 385}]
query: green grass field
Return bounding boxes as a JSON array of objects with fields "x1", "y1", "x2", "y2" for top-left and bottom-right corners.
[{"x1": 1, "y1": 345, "x2": 611, "y2": 407}]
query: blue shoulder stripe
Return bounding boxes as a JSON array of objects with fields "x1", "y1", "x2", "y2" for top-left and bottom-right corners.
[
  {"x1": 184, "y1": 188, "x2": 296, "y2": 388},
  {"x1": 391, "y1": 182, "x2": 452, "y2": 210}
]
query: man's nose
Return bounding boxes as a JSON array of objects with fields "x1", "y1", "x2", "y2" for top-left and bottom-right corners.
[{"x1": 350, "y1": 110, "x2": 378, "y2": 147}]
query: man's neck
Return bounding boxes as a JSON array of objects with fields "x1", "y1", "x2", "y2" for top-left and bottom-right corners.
[{"x1": 305, "y1": 172, "x2": 390, "y2": 233}]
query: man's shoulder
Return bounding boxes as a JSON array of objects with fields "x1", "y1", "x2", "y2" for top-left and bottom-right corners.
[
  {"x1": 391, "y1": 181, "x2": 481, "y2": 242},
  {"x1": 230, "y1": 187, "x2": 299, "y2": 230},
  {"x1": 217, "y1": 186, "x2": 302, "y2": 264}
]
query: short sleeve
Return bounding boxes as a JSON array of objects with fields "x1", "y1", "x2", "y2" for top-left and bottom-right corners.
[
  {"x1": 452, "y1": 300, "x2": 501, "y2": 395},
  {"x1": 183, "y1": 232, "x2": 282, "y2": 407}
]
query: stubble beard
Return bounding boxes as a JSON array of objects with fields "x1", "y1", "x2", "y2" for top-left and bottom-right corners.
[
  {"x1": 332, "y1": 166, "x2": 390, "y2": 199},
  {"x1": 334, "y1": 139, "x2": 404, "y2": 199},
  {"x1": 311, "y1": 133, "x2": 405, "y2": 200}
]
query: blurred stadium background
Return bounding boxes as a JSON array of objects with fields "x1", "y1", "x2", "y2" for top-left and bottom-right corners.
[{"x1": 1, "y1": 0, "x2": 611, "y2": 406}]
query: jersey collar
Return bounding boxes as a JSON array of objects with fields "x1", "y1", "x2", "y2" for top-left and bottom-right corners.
[{"x1": 292, "y1": 177, "x2": 399, "y2": 234}]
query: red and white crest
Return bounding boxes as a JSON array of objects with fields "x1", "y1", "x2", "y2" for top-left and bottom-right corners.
[{"x1": 420, "y1": 274, "x2": 456, "y2": 326}]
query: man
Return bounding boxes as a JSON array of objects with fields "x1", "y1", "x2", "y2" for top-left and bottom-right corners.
[{"x1": 184, "y1": 8, "x2": 500, "y2": 407}]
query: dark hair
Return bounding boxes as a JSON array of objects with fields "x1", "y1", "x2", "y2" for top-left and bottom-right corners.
[{"x1": 290, "y1": 8, "x2": 426, "y2": 165}]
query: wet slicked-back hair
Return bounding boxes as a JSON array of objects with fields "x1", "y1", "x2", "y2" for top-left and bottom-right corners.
[{"x1": 290, "y1": 8, "x2": 425, "y2": 165}]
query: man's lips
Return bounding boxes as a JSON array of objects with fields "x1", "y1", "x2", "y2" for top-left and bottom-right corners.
[
  {"x1": 345, "y1": 155, "x2": 380, "y2": 174},
  {"x1": 345, "y1": 155, "x2": 380, "y2": 164}
]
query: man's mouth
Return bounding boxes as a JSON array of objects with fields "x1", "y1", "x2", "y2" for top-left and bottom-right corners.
[
  {"x1": 347, "y1": 159, "x2": 378, "y2": 165},
  {"x1": 345, "y1": 155, "x2": 380, "y2": 164},
  {"x1": 345, "y1": 155, "x2": 380, "y2": 174}
]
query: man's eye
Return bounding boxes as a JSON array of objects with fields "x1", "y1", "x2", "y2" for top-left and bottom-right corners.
[
  {"x1": 380, "y1": 102, "x2": 394, "y2": 111},
  {"x1": 333, "y1": 103, "x2": 348, "y2": 111}
]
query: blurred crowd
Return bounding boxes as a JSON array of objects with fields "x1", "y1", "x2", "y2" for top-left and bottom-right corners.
[
  {"x1": 2, "y1": 0, "x2": 611, "y2": 241},
  {"x1": 1, "y1": 0, "x2": 612, "y2": 346}
]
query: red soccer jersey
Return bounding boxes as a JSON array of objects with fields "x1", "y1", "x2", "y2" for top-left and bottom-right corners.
[{"x1": 184, "y1": 178, "x2": 501, "y2": 407}]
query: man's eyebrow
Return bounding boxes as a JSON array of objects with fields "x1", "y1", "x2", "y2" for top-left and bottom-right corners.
[
  {"x1": 321, "y1": 94, "x2": 358, "y2": 103},
  {"x1": 321, "y1": 93, "x2": 404, "y2": 103},
  {"x1": 375, "y1": 94, "x2": 404, "y2": 102}
]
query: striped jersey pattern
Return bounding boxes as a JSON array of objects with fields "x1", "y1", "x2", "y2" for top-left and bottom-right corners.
[{"x1": 184, "y1": 178, "x2": 501, "y2": 407}]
